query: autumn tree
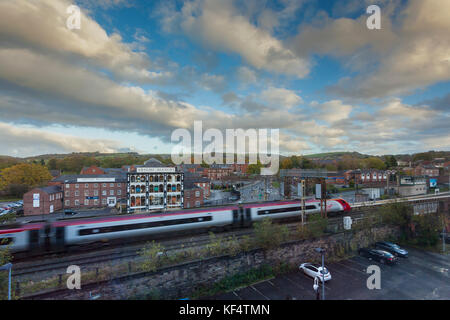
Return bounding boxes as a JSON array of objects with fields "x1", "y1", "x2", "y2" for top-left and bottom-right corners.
[
  {"x1": 0, "y1": 163, "x2": 53, "y2": 195},
  {"x1": 361, "y1": 157, "x2": 386, "y2": 170}
]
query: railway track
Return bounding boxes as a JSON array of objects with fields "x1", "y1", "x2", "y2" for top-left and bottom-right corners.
[{"x1": 12, "y1": 212, "x2": 368, "y2": 278}]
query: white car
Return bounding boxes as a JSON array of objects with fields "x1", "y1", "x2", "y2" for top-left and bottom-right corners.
[{"x1": 299, "y1": 263, "x2": 332, "y2": 282}]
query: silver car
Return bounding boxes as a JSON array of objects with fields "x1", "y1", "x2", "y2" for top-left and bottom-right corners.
[{"x1": 299, "y1": 263, "x2": 332, "y2": 282}]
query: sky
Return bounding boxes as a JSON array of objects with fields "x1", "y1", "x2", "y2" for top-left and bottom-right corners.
[{"x1": 0, "y1": 0, "x2": 449, "y2": 158}]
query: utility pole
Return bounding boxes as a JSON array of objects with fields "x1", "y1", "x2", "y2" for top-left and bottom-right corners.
[
  {"x1": 315, "y1": 248, "x2": 325, "y2": 300},
  {"x1": 0, "y1": 263, "x2": 12, "y2": 300},
  {"x1": 301, "y1": 179, "x2": 306, "y2": 226}
]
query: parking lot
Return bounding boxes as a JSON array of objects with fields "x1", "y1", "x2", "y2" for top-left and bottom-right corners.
[{"x1": 212, "y1": 247, "x2": 450, "y2": 300}]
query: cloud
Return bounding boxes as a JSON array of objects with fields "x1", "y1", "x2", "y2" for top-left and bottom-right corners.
[
  {"x1": 237, "y1": 66, "x2": 258, "y2": 85},
  {"x1": 159, "y1": 0, "x2": 310, "y2": 78},
  {"x1": 293, "y1": 0, "x2": 450, "y2": 99},
  {"x1": 0, "y1": 0, "x2": 171, "y2": 84},
  {"x1": 0, "y1": 122, "x2": 122, "y2": 157},
  {"x1": 312, "y1": 100, "x2": 354, "y2": 123},
  {"x1": 260, "y1": 87, "x2": 303, "y2": 109}
]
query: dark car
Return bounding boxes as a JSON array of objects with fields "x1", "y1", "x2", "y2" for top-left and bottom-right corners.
[
  {"x1": 64, "y1": 209, "x2": 78, "y2": 216},
  {"x1": 375, "y1": 242, "x2": 408, "y2": 258},
  {"x1": 358, "y1": 248, "x2": 398, "y2": 265}
]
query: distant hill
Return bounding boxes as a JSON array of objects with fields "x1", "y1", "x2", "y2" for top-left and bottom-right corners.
[{"x1": 303, "y1": 152, "x2": 371, "y2": 160}]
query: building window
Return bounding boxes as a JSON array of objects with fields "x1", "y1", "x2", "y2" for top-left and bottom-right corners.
[
  {"x1": 195, "y1": 201, "x2": 200, "y2": 207},
  {"x1": 110, "y1": 183, "x2": 114, "y2": 187},
  {"x1": 102, "y1": 198, "x2": 107, "y2": 205},
  {"x1": 85, "y1": 184, "x2": 89, "y2": 188},
  {"x1": 84, "y1": 190, "x2": 89, "y2": 196},
  {"x1": 94, "y1": 199, "x2": 99, "y2": 205},
  {"x1": 195, "y1": 191, "x2": 200, "y2": 197},
  {"x1": 65, "y1": 200, "x2": 70, "y2": 206},
  {"x1": 94, "y1": 190, "x2": 98, "y2": 196},
  {"x1": 110, "y1": 190, "x2": 114, "y2": 196},
  {"x1": 117, "y1": 190, "x2": 122, "y2": 196},
  {"x1": 117, "y1": 183, "x2": 121, "y2": 187},
  {"x1": 84, "y1": 199, "x2": 89, "y2": 205},
  {"x1": 66, "y1": 184, "x2": 70, "y2": 189},
  {"x1": 103, "y1": 183, "x2": 106, "y2": 188},
  {"x1": 75, "y1": 184, "x2": 79, "y2": 188},
  {"x1": 65, "y1": 191, "x2": 70, "y2": 197},
  {"x1": 94, "y1": 183, "x2": 98, "y2": 188},
  {"x1": 102, "y1": 190, "x2": 107, "y2": 196},
  {"x1": 75, "y1": 200, "x2": 79, "y2": 206},
  {"x1": 75, "y1": 191, "x2": 79, "y2": 197}
]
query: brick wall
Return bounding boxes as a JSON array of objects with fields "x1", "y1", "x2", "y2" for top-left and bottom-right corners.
[{"x1": 23, "y1": 188, "x2": 63, "y2": 216}]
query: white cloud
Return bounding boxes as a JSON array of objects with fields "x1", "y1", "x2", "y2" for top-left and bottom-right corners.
[
  {"x1": 293, "y1": 0, "x2": 450, "y2": 98},
  {"x1": 0, "y1": 0, "x2": 170, "y2": 84},
  {"x1": 0, "y1": 122, "x2": 122, "y2": 157},
  {"x1": 260, "y1": 87, "x2": 303, "y2": 109},
  {"x1": 160, "y1": 0, "x2": 310, "y2": 78}
]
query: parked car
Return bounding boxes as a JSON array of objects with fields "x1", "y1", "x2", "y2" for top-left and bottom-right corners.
[
  {"x1": 375, "y1": 242, "x2": 408, "y2": 258},
  {"x1": 358, "y1": 248, "x2": 398, "y2": 265},
  {"x1": 64, "y1": 209, "x2": 78, "y2": 216},
  {"x1": 299, "y1": 263, "x2": 332, "y2": 282}
]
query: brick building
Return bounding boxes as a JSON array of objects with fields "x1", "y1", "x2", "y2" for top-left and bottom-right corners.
[
  {"x1": 184, "y1": 181, "x2": 204, "y2": 209},
  {"x1": 49, "y1": 174, "x2": 127, "y2": 208},
  {"x1": 203, "y1": 164, "x2": 233, "y2": 180},
  {"x1": 23, "y1": 186, "x2": 63, "y2": 216},
  {"x1": 183, "y1": 172, "x2": 211, "y2": 198},
  {"x1": 414, "y1": 165, "x2": 439, "y2": 177}
]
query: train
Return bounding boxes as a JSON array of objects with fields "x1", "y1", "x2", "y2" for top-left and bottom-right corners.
[{"x1": 0, "y1": 198, "x2": 351, "y2": 253}]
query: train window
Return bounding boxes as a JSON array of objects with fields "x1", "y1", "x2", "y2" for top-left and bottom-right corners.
[
  {"x1": 78, "y1": 216, "x2": 213, "y2": 236},
  {"x1": 257, "y1": 205, "x2": 316, "y2": 215}
]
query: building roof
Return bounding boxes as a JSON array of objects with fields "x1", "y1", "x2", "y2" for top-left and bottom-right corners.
[
  {"x1": 143, "y1": 158, "x2": 164, "y2": 167},
  {"x1": 184, "y1": 180, "x2": 203, "y2": 190},
  {"x1": 52, "y1": 173, "x2": 127, "y2": 183},
  {"x1": 40, "y1": 185, "x2": 62, "y2": 194}
]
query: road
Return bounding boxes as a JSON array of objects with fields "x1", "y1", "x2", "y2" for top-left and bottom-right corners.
[{"x1": 210, "y1": 247, "x2": 450, "y2": 300}]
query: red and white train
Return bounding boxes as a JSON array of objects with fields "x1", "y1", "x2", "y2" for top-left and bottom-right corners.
[{"x1": 0, "y1": 199, "x2": 351, "y2": 253}]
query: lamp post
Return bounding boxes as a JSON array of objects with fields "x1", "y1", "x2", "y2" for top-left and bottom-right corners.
[
  {"x1": 0, "y1": 263, "x2": 12, "y2": 300},
  {"x1": 315, "y1": 247, "x2": 325, "y2": 300}
]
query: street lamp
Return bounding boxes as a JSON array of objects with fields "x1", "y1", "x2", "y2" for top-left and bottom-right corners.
[
  {"x1": 314, "y1": 247, "x2": 325, "y2": 300},
  {"x1": 0, "y1": 263, "x2": 12, "y2": 300}
]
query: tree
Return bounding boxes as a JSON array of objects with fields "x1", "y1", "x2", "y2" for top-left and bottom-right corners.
[
  {"x1": 0, "y1": 244, "x2": 12, "y2": 299},
  {"x1": 384, "y1": 155, "x2": 397, "y2": 168},
  {"x1": 362, "y1": 157, "x2": 386, "y2": 170},
  {"x1": 280, "y1": 158, "x2": 293, "y2": 169},
  {"x1": 0, "y1": 163, "x2": 53, "y2": 193},
  {"x1": 47, "y1": 158, "x2": 58, "y2": 170},
  {"x1": 247, "y1": 161, "x2": 263, "y2": 174},
  {"x1": 253, "y1": 218, "x2": 289, "y2": 250}
]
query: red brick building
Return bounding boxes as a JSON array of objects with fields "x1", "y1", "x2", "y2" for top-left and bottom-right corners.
[
  {"x1": 202, "y1": 165, "x2": 233, "y2": 180},
  {"x1": 184, "y1": 172, "x2": 211, "y2": 198},
  {"x1": 184, "y1": 183, "x2": 204, "y2": 209},
  {"x1": 414, "y1": 165, "x2": 439, "y2": 177},
  {"x1": 23, "y1": 186, "x2": 63, "y2": 216},
  {"x1": 49, "y1": 174, "x2": 127, "y2": 208},
  {"x1": 80, "y1": 165, "x2": 105, "y2": 175}
]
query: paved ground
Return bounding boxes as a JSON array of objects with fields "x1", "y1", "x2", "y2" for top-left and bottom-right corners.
[
  {"x1": 211, "y1": 247, "x2": 450, "y2": 300},
  {"x1": 14, "y1": 207, "x2": 114, "y2": 223}
]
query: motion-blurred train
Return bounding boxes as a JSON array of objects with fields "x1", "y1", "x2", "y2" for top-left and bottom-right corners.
[{"x1": 0, "y1": 198, "x2": 351, "y2": 253}]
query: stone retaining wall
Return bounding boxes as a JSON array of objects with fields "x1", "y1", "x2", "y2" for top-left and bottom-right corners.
[{"x1": 38, "y1": 225, "x2": 399, "y2": 300}]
